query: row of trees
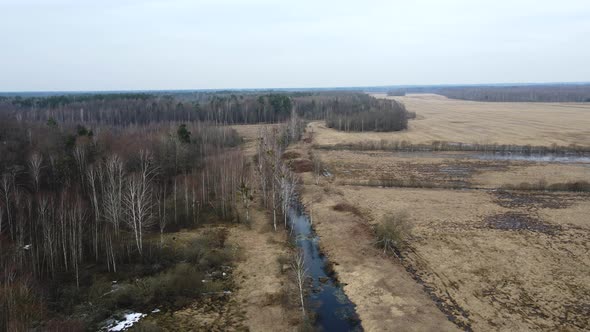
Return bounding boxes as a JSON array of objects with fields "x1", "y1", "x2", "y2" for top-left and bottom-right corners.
[
  {"x1": 253, "y1": 117, "x2": 308, "y2": 317},
  {"x1": 256, "y1": 126, "x2": 298, "y2": 231}
]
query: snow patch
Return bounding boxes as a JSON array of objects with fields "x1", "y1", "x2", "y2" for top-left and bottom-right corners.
[{"x1": 107, "y1": 312, "x2": 146, "y2": 331}]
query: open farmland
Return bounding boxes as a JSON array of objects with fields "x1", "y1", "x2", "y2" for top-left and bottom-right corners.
[
  {"x1": 293, "y1": 94, "x2": 590, "y2": 331},
  {"x1": 311, "y1": 94, "x2": 590, "y2": 147}
]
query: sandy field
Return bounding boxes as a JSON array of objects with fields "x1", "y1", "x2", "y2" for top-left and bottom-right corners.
[{"x1": 311, "y1": 94, "x2": 590, "y2": 147}]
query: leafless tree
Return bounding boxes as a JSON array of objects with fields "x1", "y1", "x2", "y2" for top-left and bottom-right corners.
[
  {"x1": 102, "y1": 155, "x2": 124, "y2": 271},
  {"x1": 292, "y1": 249, "x2": 308, "y2": 317},
  {"x1": 278, "y1": 164, "x2": 296, "y2": 229},
  {"x1": 38, "y1": 195, "x2": 55, "y2": 276},
  {"x1": 155, "y1": 182, "x2": 167, "y2": 247},
  {"x1": 123, "y1": 150, "x2": 158, "y2": 255},
  {"x1": 28, "y1": 152, "x2": 43, "y2": 192},
  {"x1": 1, "y1": 173, "x2": 14, "y2": 239},
  {"x1": 103, "y1": 155, "x2": 124, "y2": 233},
  {"x1": 73, "y1": 145, "x2": 86, "y2": 184},
  {"x1": 238, "y1": 180, "x2": 252, "y2": 224},
  {"x1": 86, "y1": 165, "x2": 102, "y2": 261},
  {"x1": 0, "y1": 205, "x2": 3, "y2": 236}
]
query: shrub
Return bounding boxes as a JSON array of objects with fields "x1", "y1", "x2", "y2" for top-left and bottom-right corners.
[
  {"x1": 45, "y1": 319, "x2": 85, "y2": 332},
  {"x1": 374, "y1": 212, "x2": 413, "y2": 256},
  {"x1": 141, "y1": 263, "x2": 205, "y2": 306},
  {"x1": 114, "y1": 285, "x2": 143, "y2": 308},
  {"x1": 290, "y1": 159, "x2": 314, "y2": 173}
]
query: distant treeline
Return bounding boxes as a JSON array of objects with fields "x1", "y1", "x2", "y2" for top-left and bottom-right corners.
[
  {"x1": 0, "y1": 91, "x2": 409, "y2": 132},
  {"x1": 387, "y1": 84, "x2": 590, "y2": 102}
]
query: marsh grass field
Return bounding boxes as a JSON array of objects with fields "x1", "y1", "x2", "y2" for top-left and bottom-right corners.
[{"x1": 286, "y1": 94, "x2": 590, "y2": 331}]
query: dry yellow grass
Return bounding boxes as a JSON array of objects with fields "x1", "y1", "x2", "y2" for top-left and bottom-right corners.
[
  {"x1": 301, "y1": 183, "x2": 460, "y2": 332},
  {"x1": 323, "y1": 186, "x2": 590, "y2": 331},
  {"x1": 473, "y1": 163, "x2": 590, "y2": 188},
  {"x1": 301, "y1": 112, "x2": 590, "y2": 331},
  {"x1": 227, "y1": 207, "x2": 298, "y2": 332},
  {"x1": 227, "y1": 124, "x2": 300, "y2": 330},
  {"x1": 311, "y1": 94, "x2": 590, "y2": 147}
]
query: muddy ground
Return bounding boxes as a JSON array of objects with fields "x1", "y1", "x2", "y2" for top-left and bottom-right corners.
[{"x1": 314, "y1": 150, "x2": 590, "y2": 190}]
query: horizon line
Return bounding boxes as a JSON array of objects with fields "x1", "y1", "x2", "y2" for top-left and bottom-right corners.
[{"x1": 1, "y1": 81, "x2": 589, "y2": 95}]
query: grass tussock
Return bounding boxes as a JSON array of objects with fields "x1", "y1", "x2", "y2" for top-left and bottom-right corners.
[
  {"x1": 332, "y1": 203, "x2": 363, "y2": 218},
  {"x1": 375, "y1": 212, "x2": 413, "y2": 256}
]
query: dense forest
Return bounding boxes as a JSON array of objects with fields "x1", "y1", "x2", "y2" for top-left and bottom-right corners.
[
  {"x1": 1, "y1": 90, "x2": 394, "y2": 330},
  {"x1": 0, "y1": 91, "x2": 409, "y2": 132},
  {"x1": 0, "y1": 112, "x2": 254, "y2": 329},
  {"x1": 387, "y1": 84, "x2": 590, "y2": 102}
]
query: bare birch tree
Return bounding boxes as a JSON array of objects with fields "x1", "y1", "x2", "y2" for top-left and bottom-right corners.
[
  {"x1": 28, "y1": 152, "x2": 43, "y2": 192},
  {"x1": 123, "y1": 150, "x2": 158, "y2": 255},
  {"x1": 292, "y1": 249, "x2": 308, "y2": 317}
]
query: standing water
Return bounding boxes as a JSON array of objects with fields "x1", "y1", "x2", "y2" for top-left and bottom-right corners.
[{"x1": 289, "y1": 204, "x2": 362, "y2": 331}]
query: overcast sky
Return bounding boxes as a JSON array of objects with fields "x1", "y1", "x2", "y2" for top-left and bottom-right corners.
[{"x1": 1, "y1": 0, "x2": 589, "y2": 91}]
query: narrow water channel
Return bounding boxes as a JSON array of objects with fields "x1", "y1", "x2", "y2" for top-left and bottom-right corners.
[
  {"x1": 289, "y1": 204, "x2": 362, "y2": 331},
  {"x1": 390, "y1": 151, "x2": 590, "y2": 163}
]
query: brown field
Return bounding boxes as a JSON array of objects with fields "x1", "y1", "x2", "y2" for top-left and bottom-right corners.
[
  {"x1": 311, "y1": 94, "x2": 590, "y2": 147},
  {"x1": 304, "y1": 184, "x2": 590, "y2": 331},
  {"x1": 295, "y1": 95, "x2": 590, "y2": 331}
]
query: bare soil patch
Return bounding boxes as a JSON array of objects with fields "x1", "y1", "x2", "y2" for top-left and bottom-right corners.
[
  {"x1": 492, "y1": 190, "x2": 582, "y2": 209},
  {"x1": 483, "y1": 212, "x2": 560, "y2": 234}
]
